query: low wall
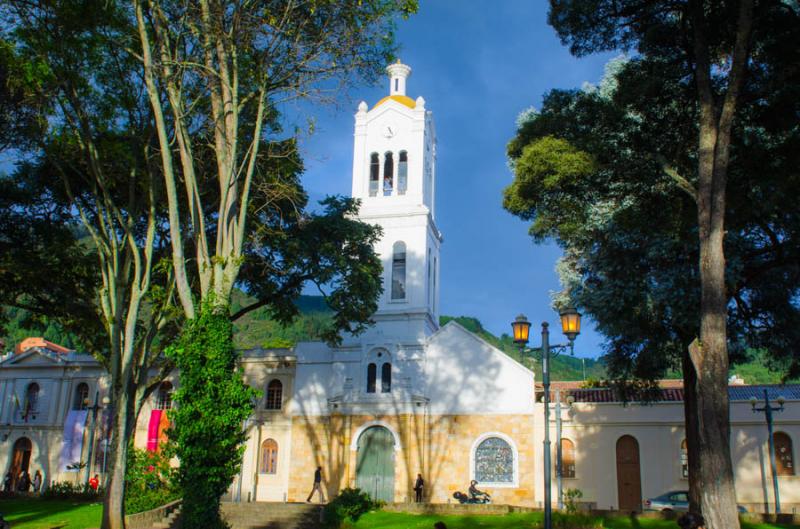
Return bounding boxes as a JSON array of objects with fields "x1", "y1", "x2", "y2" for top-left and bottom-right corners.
[{"x1": 125, "y1": 499, "x2": 181, "y2": 529}]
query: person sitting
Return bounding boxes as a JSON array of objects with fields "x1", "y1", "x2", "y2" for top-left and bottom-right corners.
[{"x1": 468, "y1": 480, "x2": 489, "y2": 502}]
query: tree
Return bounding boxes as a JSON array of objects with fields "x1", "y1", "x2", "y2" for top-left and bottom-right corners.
[
  {"x1": 0, "y1": 4, "x2": 181, "y2": 529},
  {"x1": 130, "y1": 1, "x2": 412, "y2": 526},
  {"x1": 0, "y1": 40, "x2": 44, "y2": 152},
  {"x1": 2, "y1": 1, "x2": 396, "y2": 527},
  {"x1": 505, "y1": 2, "x2": 800, "y2": 527}
]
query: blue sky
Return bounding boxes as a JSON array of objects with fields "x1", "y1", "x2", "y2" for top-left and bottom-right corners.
[{"x1": 298, "y1": 2, "x2": 615, "y2": 357}]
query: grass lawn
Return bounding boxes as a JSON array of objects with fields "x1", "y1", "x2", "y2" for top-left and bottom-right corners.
[
  {"x1": 349, "y1": 511, "x2": 800, "y2": 529},
  {"x1": 0, "y1": 499, "x2": 101, "y2": 529}
]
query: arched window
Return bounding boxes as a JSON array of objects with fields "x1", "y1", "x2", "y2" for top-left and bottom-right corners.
[
  {"x1": 474, "y1": 436, "x2": 515, "y2": 484},
  {"x1": 398, "y1": 151, "x2": 408, "y2": 195},
  {"x1": 383, "y1": 152, "x2": 394, "y2": 196},
  {"x1": 391, "y1": 241, "x2": 406, "y2": 300},
  {"x1": 155, "y1": 382, "x2": 173, "y2": 410},
  {"x1": 681, "y1": 439, "x2": 689, "y2": 478},
  {"x1": 266, "y1": 379, "x2": 283, "y2": 410},
  {"x1": 369, "y1": 153, "x2": 380, "y2": 196},
  {"x1": 25, "y1": 383, "x2": 39, "y2": 413},
  {"x1": 560, "y1": 438, "x2": 576, "y2": 478},
  {"x1": 367, "y1": 363, "x2": 377, "y2": 393},
  {"x1": 381, "y1": 363, "x2": 392, "y2": 393},
  {"x1": 260, "y1": 439, "x2": 278, "y2": 474},
  {"x1": 775, "y1": 432, "x2": 795, "y2": 476},
  {"x1": 73, "y1": 383, "x2": 89, "y2": 411}
]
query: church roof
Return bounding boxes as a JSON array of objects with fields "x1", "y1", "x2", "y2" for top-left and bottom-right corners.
[
  {"x1": 538, "y1": 382, "x2": 800, "y2": 403},
  {"x1": 374, "y1": 94, "x2": 416, "y2": 109},
  {"x1": 14, "y1": 337, "x2": 73, "y2": 355}
]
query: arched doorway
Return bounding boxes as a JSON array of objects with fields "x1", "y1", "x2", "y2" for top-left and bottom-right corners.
[
  {"x1": 355, "y1": 426, "x2": 395, "y2": 502},
  {"x1": 616, "y1": 435, "x2": 642, "y2": 512},
  {"x1": 10, "y1": 437, "x2": 32, "y2": 490}
]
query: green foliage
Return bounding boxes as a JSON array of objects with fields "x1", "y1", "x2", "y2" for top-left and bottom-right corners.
[
  {"x1": 124, "y1": 445, "x2": 180, "y2": 514},
  {"x1": 503, "y1": 136, "x2": 596, "y2": 242},
  {"x1": 238, "y1": 195, "x2": 384, "y2": 347},
  {"x1": 166, "y1": 303, "x2": 258, "y2": 529},
  {"x1": 0, "y1": 306, "x2": 84, "y2": 352},
  {"x1": 41, "y1": 481, "x2": 102, "y2": 501},
  {"x1": 563, "y1": 487, "x2": 584, "y2": 515},
  {"x1": 505, "y1": 18, "x2": 800, "y2": 382},
  {"x1": 323, "y1": 487, "x2": 382, "y2": 528}
]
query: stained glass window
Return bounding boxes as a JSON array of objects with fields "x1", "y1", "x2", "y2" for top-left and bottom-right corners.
[{"x1": 474, "y1": 437, "x2": 514, "y2": 484}]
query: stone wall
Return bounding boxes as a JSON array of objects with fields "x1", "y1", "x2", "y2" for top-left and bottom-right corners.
[{"x1": 286, "y1": 413, "x2": 537, "y2": 506}]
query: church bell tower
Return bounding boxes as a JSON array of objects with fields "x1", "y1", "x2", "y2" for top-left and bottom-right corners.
[{"x1": 351, "y1": 61, "x2": 442, "y2": 337}]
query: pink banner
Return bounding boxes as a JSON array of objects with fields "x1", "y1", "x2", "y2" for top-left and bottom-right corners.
[{"x1": 146, "y1": 409, "x2": 162, "y2": 452}]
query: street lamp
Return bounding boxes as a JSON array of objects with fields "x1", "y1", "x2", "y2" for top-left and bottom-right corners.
[
  {"x1": 750, "y1": 390, "x2": 786, "y2": 514},
  {"x1": 84, "y1": 391, "x2": 111, "y2": 485},
  {"x1": 512, "y1": 308, "x2": 581, "y2": 529}
]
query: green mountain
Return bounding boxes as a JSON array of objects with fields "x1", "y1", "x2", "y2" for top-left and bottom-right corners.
[
  {"x1": 439, "y1": 315, "x2": 606, "y2": 382},
  {"x1": 230, "y1": 290, "x2": 333, "y2": 349}
]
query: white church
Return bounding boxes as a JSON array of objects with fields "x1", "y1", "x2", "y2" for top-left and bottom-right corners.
[{"x1": 1, "y1": 62, "x2": 798, "y2": 513}]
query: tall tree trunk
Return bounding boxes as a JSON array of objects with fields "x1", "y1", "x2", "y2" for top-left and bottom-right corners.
[
  {"x1": 101, "y1": 389, "x2": 137, "y2": 529},
  {"x1": 689, "y1": 208, "x2": 739, "y2": 529},
  {"x1": 686, "y1": 2, "x2": 753, "y2": 527}
]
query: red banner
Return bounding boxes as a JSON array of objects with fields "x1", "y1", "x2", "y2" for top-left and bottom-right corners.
[{"x1": 146, "y1": 409, "x2": 162, "y2": 452}]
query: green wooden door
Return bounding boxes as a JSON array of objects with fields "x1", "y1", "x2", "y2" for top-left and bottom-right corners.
[{"x1": 355, "y1": 426, "x2": 395, "y2": 502}]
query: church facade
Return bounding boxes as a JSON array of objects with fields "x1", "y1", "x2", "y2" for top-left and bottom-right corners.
[
  {"x1": 1, "y1": 63, "x2": 799, "y2": 513},
  {"x1": 237, "y1": 61, "x2": 537, "y2": 506}
]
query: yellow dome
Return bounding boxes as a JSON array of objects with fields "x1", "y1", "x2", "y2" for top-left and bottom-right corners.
[{"x1": 374, "y1": 95, "x2": 416, "y2": 109}]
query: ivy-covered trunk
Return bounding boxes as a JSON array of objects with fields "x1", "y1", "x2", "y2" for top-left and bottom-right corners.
[{"x1": 168, "y1": 303, "x2": 257, "y2": 529}]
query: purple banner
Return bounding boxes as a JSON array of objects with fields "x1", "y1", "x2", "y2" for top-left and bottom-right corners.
[{"x1": 59, "y1": 410, "x2": 88, "y2": 472}]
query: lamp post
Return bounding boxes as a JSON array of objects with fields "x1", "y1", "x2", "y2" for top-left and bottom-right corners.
[
  {"x1": 84, "y1": 391, "x2": 111, "y2": 485},
  {"x1": 750, "y1": 390, "x2": 786, "y2": 514},
  {"x1": 512, "y1": 308, "x2": 581, "y2": 529}
]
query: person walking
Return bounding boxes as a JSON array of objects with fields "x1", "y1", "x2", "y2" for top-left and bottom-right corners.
[
  {"x1": 2, "y1": 473, "x2": 11, "y2": 493},
  {"x1": 414, "y1": 473, "x2": 424, "y2": 502},
  {"x1": 32, "y1": 470, "x2": 42, "y2": 493},
  {"x1": 88, "y1": 474, "x2": 100, "y2": 492},
  {"x1": 306, "y1": 466, "x2": 325, "y2": 503}
]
